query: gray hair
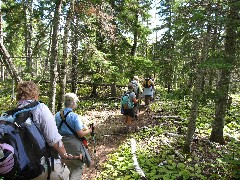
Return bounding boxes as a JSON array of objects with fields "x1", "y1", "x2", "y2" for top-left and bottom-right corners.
[
  {"x1": 128, "y1": 83, "x2": 134, "y2": 90},
  {"x1": 64, "y1": 93, "x2": 79, "y2": 107}
]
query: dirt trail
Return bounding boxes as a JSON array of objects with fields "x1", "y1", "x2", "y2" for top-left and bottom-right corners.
[{"x1": 81, "y1": 106, "x2": 152, "y2": 179}]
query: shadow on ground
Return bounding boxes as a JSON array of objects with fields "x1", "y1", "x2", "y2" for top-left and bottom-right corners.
[{"x1": 82, "y1": 103, "x2": 157, "y2": 179}]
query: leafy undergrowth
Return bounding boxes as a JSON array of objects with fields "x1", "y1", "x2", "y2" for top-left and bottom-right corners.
[
  {"x1": 94, "y1": 94, "x2": 240, "y2": 180},
  {"x1": 1, "y1": 84, "x2": 240, "y2": 180}
]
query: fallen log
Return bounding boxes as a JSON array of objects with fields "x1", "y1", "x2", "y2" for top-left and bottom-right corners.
[
  {"x1": 153, "y1": 115, "x2": 183, "y2": 120},
  {"x1": 164, "y1": 132, "x2": 184, "y2": 138},
  {"x1": 130, "y1": 138, "x2": 147, "y2": 180}
]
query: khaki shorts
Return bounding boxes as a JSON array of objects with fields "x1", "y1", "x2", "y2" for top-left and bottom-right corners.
[{"x1": 62, "y1": 136, "x2": 84, "y2": 180}]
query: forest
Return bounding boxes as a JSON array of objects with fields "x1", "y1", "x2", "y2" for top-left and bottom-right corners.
[{"x1": 0, "y1": 0, "x2": 240, "y2": 179}]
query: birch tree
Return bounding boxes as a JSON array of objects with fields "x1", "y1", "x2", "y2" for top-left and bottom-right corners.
[
  {"x1": 23, "y1": 0, "x2": 33, "y2": 74},
  {"x1": 57, "y1": 0, "x2": 75, "y2": 111},
  {"x1": 49, "y1": 0, "x2": 62, "y2": 114}
]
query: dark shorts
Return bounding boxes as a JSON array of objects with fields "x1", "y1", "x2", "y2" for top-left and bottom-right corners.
[
  {"x1": 123, "y1": 108, "x2": 134, "y2": 118},
  {"x1": 145, "y1": 95, "x2": 151, "y2": 105}
]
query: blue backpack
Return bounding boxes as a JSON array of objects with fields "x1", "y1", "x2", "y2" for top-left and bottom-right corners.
[
  {"x1": 121, "y1": 92, "x2": 133, "y2": 109},
  {"x1": 0, "y1": 101, "x2": 52, "y2": 180}
]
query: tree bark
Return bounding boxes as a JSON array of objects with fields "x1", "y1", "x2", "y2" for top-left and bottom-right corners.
[
  {"x1": 23, "y1": 0, "x2": 33, "y2": 74},
  {"x1": 183, "y1": 11, "x2": 212, "y2": 153},
  {"x1": 130, "y1": 12, "x2": 138, "y2": 56},
  {"x1": 57, "y1": 0, "x2": 75, "y2": 111},
  {"x1": 71, "y1": 17, "x2": 79, "y2": 94},
  {"x1": 0, "y1": 41, "x2": 22, "y2": 83},
  {"x1": 110, "y1": 0, "x2": 118, "y2": 97},
  {"x1": 48, "y1": 0, "x2": 62, "y2": 114},
  {"x1": 210, "y1": 0, "x2": 238, "y2": 144},
  {"x1": 0, "y1": 2, "x2": 2, "y2": 44},
  {"x1": 111, "y1": 83, "x2": 117, "y2": 97},
  {"x1": 0, "y1": 4, "x2": 5, "y2": 81},
  {"x1": 91, "y1": 83, "x2": 98, "y2": 97},
  {"x1": 183, "y1": 67, "x2": 201, "y2": 153}
]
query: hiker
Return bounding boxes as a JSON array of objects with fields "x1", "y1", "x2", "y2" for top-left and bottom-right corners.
[
  {"x1": 16, "y1": 81, "x2": 74, "y2": 180},
  {"x1": 142, "y1": 76, "x2": 155, "y2": 106},
  {"x1": 130, "y1": 76, "x2": 143, "y2": 119},
  {"x1": 150, "y1": 78, "x2": 155, "y2": 101},
  {"x1": 121, "y1": 84, "x2": 138, "y2": 130},
  {"x1": 55, "y1": 93, "x2": 94, "y2": 180}
]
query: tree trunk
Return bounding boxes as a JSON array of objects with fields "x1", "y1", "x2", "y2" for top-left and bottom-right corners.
[
  {"x1": 183, "y1": 12, "x2": 212, "y2": 153},
  {"x1": 57, "y1": 0, "x2": 75, "y2": 111},
  {"x1": 24, "y1": 0, "x2": 33, "y2": 75},
  {"x1": 48, "y1": 0, "x2": 62, "y2": 114},
  {"x1": 210, "y1": 71, "x2": 230, "y2": 145},
  {"x1": 183, "y1": 67, "x2": 201, "y2": 153},
  {"x1": 0, "y1": 42, "x2": 22, "y2": 83},
  {"x1": 0, "y1": 2, "x2": 2, "y2": 44},
  {"x1": 111, "y1": 83, "x2": 117, "y2": 97},
  {"x1": 0, "y1": 2, "x2": 20, "y2": 83},
  {"x1": 210, "y1": 0, "x2": 238, "y2": 144},
  {"x1": 91, "y1": 83, "x2": 98, "y2": 97},
  {"x1": 1, "y1": 63, "x2": 5, "y2": 81},
  {"x1": 71, "y1": 17, "x2": 79, "y2": 94},
  {"x1": 0, "y1": 4, "x2": 5, "y2": 81},
  {"x1": 110, "y1": 0, "x2": 118, "y2": 97},
  {"x1": 130, "y1": 12, "x2": 138, "y2": 56}
]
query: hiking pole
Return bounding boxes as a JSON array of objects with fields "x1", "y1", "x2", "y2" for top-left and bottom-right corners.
[
  {"x1": 90, "y1": 123, "x2": 97, "y2": 168},
  {"x1": 138, "y1": 98, "x2": 141, "y2": 113},
  {"x1": 90, "y1": 123, "x2": 96, "y2": 153}
]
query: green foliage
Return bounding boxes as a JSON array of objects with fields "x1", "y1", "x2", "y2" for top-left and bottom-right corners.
[
  {"x1": 97, "y1": 142, "x2": 138, "y2": 180},
  {"x1": 96, "y1": 92, "x2": 240, "y2": 179},
  {"x1": 0, "y1": 81, "x2": 17, "y2": 112},
  {"x1": 123, "y1": 56, "x2": 154, "y2": 78}
]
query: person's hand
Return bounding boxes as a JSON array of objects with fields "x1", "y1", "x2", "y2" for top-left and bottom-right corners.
[
  {"x1": 62, "y1": 153, "x2": 84, "y2": 161},
  {"x1": 61, "y1": 153, "x2": 74, "y2": 160},
  {"x1": 73, "y1": 154, "x2": 83, "y2": 162}
]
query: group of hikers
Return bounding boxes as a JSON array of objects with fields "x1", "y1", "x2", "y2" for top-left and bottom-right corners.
[
  {"x1": 0, "y1": 78, "x2": 155, "y2": 180},
  {"x1": 0, "y1": 81, "x2": 94, "y2": 180},
  {"x1": 121, "y1": 75, "x2": 155, "y2": 130}
]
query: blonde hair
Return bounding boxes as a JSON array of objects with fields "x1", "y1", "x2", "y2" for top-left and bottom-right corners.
[{"x1": 16, "y1": 81, "x2": 40, "y2": 101}]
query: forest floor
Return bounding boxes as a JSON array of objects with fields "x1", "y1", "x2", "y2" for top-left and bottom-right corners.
[
  {"x1": 81, "y1": 104, "x2": 153, "y2": 180},
  {"x1": 80, "y1": 99, "x2": 237, "y2": 179}
]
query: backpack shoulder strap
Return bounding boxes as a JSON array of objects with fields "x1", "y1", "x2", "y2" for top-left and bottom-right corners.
[
  {"x1": 58, "y1": 110, "x2": 72, "y2": 129},
  {"x1": 6, "y1": 101, "x2": 40, "y2": 116},
  {"x1": 58, "y1": 110, "x2": 79, "y2": 139},
  {"x1": 60, "y1": 110, "x2": 72, "y2": 121},
  {"x1": 6, "y1": 101, "x2": 41, "y2": 124}
]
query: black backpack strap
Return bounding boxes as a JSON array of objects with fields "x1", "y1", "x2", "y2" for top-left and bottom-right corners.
[
  {"x1": 58, "y1": 110, "x2": 72, "y2": 129},
  {"x1": 6, "y1": 101, "x2": 40, "y2": 115},
  {"x1": 46, "y1": 156, "x2": 51, "y2": 180},
  {"x1": 6, "y1": 101, "x2": 41, "y2": 125},
  {"x1": 59, "y1": 110, "x2": 79, "y2": 139}
]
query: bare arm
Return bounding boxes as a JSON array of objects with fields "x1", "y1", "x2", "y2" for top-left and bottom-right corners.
[
  {"x1": 132, "y1": 97, "x2": 138, "y2": 104},
  {"x1": 76, "y1": 127, "x2": 92, "y2": 138},
  {"x1": 53, "y1": 141, "x2": 67, "y2": 157}
]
